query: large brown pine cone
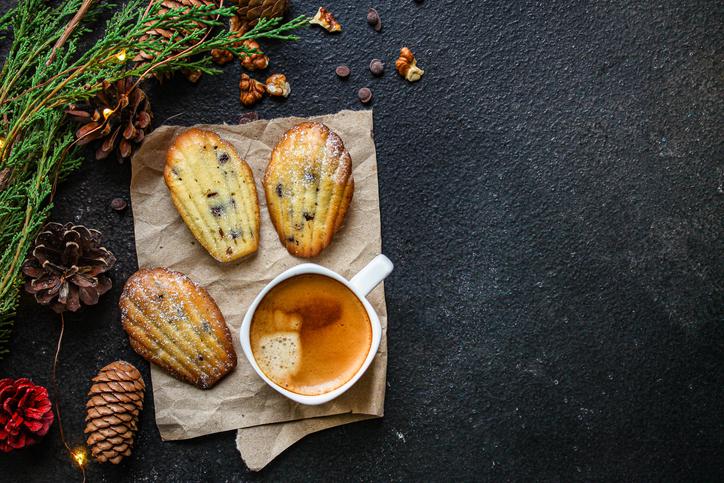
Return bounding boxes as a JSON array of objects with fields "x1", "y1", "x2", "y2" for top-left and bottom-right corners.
[
  {"x1": 85, "y1": 361, "x2": 145, "y2": 464},
  {"x1": 66, "y1": 79, "x2": 152, "y2": 162},
  {"x1": 21, "y1": 223, "x2": 116, "y2": 313},
  {"x1": 234, "y1": 0, "x2": 289, "y2": 34}
]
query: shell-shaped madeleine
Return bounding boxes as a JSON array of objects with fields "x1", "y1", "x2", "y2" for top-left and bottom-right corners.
[
  {"x1": 119, "y1": 268, "x2": 237, "y2": 389},
  {"x1": 263, "y1": 122, "x2": 354, "y2": 258},
  {"x1": 165, "y1": 128, "x2": 260, "y2": 262}
]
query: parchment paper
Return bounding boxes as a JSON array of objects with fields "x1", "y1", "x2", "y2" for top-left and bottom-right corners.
[{"x1": 129, "y1": 110, "x2": 387, "y2": 470}]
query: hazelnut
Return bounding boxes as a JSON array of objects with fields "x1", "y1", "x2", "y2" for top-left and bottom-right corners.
[
  {"x1": 265, "y1": 74, "x2": 291, "y2": 98},
  {"x1": 239, "y1": 73, "x2": 265, "y2": 107},
  {"x1": 310, "y1": 7, "x2": 342, "y2": 32},
  {"x1": 395, "y1": 47, "x2": 424, "y2": 82},
  {"x1": 240, "y1": 40, "x2": 269, "y2": 71},
  {"x1": 211, "y1": 48, "x2": 234, "y2": 65}
]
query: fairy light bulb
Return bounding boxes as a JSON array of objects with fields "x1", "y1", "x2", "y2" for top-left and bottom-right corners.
[
  {"x1": 116, "y1": 49, "x2": 127, "y2": 62},
  {"x1": 102, "y1": 108, "x2": 113, "y2": 119},
  {"x1": 71, "y1": 446, "x2": 87, "y2": 467}
]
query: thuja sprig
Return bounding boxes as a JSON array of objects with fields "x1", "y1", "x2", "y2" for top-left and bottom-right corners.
[{"x1": 0, "y1": 0, "x2": 308, "y2": 358}]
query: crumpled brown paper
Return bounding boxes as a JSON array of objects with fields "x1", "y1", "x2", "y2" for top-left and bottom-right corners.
[{"x1": 129, "y1": 110, "x2": 387, "y2": 470}]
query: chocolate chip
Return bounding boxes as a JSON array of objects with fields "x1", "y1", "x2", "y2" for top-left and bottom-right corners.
[
  {"x1": 276, "y1": 183, "x2": 283, "y2": 197},
  {"x1": 218, "y1": 152, "x2": 229, "y2": 163},
  {"x1": 303, "y1": 168, "x2": 316, "y2": 184},
  {"x1": 358, "y1": 87, "x2": 373, "y2": 104},
  {"x1": 219, "y1": 228, "x2": 224, "y2": 237},
  {"x1": 335, "y1": 65, "x2": 351, "y2": 79},
  {"x1": 287, "y1": 236, "x2": 296, "y2": 242},
  {"x1": 369, "y1": 59, "x2": 384, "y2": 76},
  {"x1": 206, "y1": 192, "x2": 218, "y2": 198},
  {"x1": 303, "y1": 212, "x2": 315, "y2": 221},
  {"x1": 239, "y1": 112, "x2": 259, "y2": 124},
  {"x1": 226, "y1": 247, "x2": 233, "y2": 255},
  {"x1": 367, "y1": 8, "x2": 381, "y2": 32},
  {"x1": 110, "y1": 198, "x2": 127, "y2": 212},
  {"x1": 210, "y1": 205, "x2": 224, "y2": 217},
  {"x1": 230, "y1": 230, "x2": 241, "y2": 239}
]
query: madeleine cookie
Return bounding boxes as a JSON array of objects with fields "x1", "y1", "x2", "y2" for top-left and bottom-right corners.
[
  {"x1": 263, "y1": 122, "x2": 354, "y2": 258},
  {"x1": 120, "y1": 268, "x2": 237, "y2": 389},
  {"x1": 165, "y1": 128, "x2": 260, "y2": 262}
]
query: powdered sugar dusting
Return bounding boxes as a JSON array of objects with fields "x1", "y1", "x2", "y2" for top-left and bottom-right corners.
[{"x1": 120, "y1": 268, "x2": 235, "y2": 389}]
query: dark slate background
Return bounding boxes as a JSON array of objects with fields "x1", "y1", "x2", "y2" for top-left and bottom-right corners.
[{"x1": 1, "y1": 0, "x2": 723, "y2": 481}]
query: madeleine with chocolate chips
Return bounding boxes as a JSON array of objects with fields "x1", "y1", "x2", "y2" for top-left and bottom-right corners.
[
  {"x1": 164, "y1": 128, "x2": 260, "y2": 262},
  {"x1": 263, "y1": 122, "x2": 354, "y2": 258}
]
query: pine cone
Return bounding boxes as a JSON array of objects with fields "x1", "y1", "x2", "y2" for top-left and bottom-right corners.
[
  {"x1": 134, "y1": 0, "x2": 217, "y2": 81},
  {"x1": 66, "y1": 79, "x2": 152, "y2": 162},
  {"x1": 0, "y1": 378, "x2": 54, "y2": 453},
  {"x1": 84, "y1": 361, "x2": 145, "y2": 464},
  {"x1": 234, "y1": 0, "x2": 289, "y2": 34},
  {"x1": 21, "y1": 223, "x2": 116, "y2": 313}
]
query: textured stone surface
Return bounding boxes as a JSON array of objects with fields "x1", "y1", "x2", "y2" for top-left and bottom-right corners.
[{"x1": 1, "y1": 0, "x2": 723, "y2": 480}]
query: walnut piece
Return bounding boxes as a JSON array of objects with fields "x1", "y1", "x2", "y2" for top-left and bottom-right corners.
[
  {"x1": 240, "y1": 39, "x2": 269, "y2": 71},
  {"x1": 265, "y1": 74, "x2": 291, "y2": 98},
  {"x1": 211, "y1": 48, "x2": 234, "y2": 65},
  {"x1": 395, "y1": 47, "x2": 424, "y2": 82},
  {"x1": 239, "y1": 73, "x2": 265, "y2": 107},
  {"x1": 310, "y1": 7, "x2": 342, "y2": 32}
]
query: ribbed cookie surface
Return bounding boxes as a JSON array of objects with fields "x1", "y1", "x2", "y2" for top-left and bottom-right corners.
[
  {"x1": 263, "y1": 122, "x2": 354, "y2": 258},
  {"x1": 120, "y1": 268, "x2": 237, "y2": 389},
  {"x1": 165, "y1": 128, "x2": 260, "y2": 262}
]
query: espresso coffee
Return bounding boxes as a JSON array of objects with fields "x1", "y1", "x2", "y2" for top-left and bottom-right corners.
[{"x1": 250, "y1": 274, "x2": 372, "y2": 396}]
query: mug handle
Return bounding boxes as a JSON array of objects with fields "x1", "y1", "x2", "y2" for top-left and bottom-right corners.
[{"x1": 349, "y1": 254, "x2": 394, "y2": 296}]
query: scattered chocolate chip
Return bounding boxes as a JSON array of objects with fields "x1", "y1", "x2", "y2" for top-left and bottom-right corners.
[
  {"x1": 303, "y1": 212, "x2": 315, "y2": 221},
  {"x1": 303, "y1": 168, "x2": 316, "y2": 184},
  {"x1": 287, "y1": 236, "x2": 296, "y2": 242},
  {"x1": 367, "y1": 8, "x2": 381, "y2": 32},
  {"x1": 206, "y1": 191, "x2": 218, "y2": 198},
  {"x1": 335, "y1": 65, "x2": 351, "y2": 79},
  {"x1": 358, "y1": 87, "x2": 373, "y2": 104},
  {"x1": 217, "y1": 152, "x2": 229, "y2": 163},
  {"x1": 226, "y1": 247, "x2": 233, "y2": 255},
  {"x1": 239, "y1": 112, "x2": 259, "y2": 124},
  {"x1": 219, "y1": 228, "x2": 225, "y2": 237},
  {"x1": 276, "y1": 183, "x2": 283, "y2": 197},
  {"x1": 369, "y1": 58, "x2": 384, "y2": 76},
  {"x1": 210, "y1": 205, "x2": 224, "y2": 217},
  {"x1": 110, "y1": 198, "x2": 127, "y2": 212},
  {"x1": 230, "y1": 230, "x2": 241, "y2": 239}
]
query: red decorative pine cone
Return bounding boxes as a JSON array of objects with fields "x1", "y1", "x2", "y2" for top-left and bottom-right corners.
[{"x1": 0, "y1": 378, "x2": 54, "y2": 452}]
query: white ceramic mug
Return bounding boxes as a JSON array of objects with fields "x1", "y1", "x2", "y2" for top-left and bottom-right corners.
[{"x1": 240, "y1": 254, "x2": 393, "y2": 405}]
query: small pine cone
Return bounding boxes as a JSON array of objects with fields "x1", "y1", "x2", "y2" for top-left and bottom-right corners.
[
  {"x1": 84, "y1": 361, "x2": 145, "y2": 464},
  {"x1": 22, "y1": 223, "x2": 116, "y2": 313},
  {"x1": 234, "y1": 0, "x2": 289, "y2": 34},
  {"x1": 66, "y1": 79, "x2": 152, "y2": 162}
]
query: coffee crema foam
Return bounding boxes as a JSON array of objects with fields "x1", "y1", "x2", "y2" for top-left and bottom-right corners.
[{"x1": 250, "y1": 274, "x2": 372, "y2": 396}]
